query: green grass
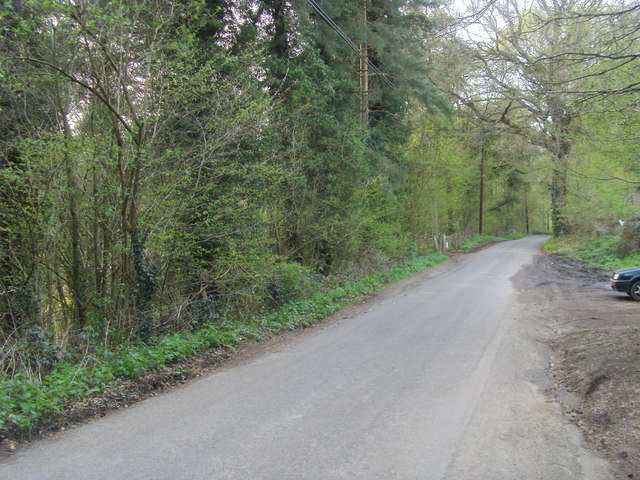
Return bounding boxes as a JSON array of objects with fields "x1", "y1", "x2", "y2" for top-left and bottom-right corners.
[
  {"x1": 0, "y1": 253, "x2": 448, "y2": 434},
  {"x1": 460, "y1": 233, "x2": 528, "y2": 250},
  {"x1": 542, "y1": 235, "x2": 640, "y2": 270}
]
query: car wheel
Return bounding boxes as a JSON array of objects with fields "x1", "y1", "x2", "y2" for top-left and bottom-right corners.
[{"x1": 630, "y1": 280, "x2": 640, "y2": 301}]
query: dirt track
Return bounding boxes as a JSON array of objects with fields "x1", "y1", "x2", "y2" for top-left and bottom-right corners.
[{"x1": 515, "y1": 253, "x2": 640, "y2": 479}]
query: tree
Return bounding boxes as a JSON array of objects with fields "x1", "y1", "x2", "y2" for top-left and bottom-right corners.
[
  {"x1": 436, "y1": 0, "x2": 640, "y2": 235},
  {"x1": 0, "y1": 0, "x2": 458, "y2": 374},
  {"x1": 0, "y1": 0, "x2": 272, "y2": 346}
]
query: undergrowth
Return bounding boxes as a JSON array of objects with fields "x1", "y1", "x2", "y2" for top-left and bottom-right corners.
[
  {"x1": 0, "y1": 253, "x2": 447, "y2": 436},
  {"x1": 460, "y1": 233, "x2": 528, "y2": 250},
  {"x1": 543, "y1": 235, "x2": 640, "y2": 269}
]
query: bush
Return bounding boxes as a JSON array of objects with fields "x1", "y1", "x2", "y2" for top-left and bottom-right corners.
[
  {"x1": 17, "y1": 326, "x2": 71, "y2": 375},
  {"x1": 265, "y1": 262, "x2": 320, "y2": 308},
  {"x1": 461, "y1": 235, "x2": 502, "y2": 250},
  {"x1": 617, "y1": 211, "x2": 640, "y2": 255}
]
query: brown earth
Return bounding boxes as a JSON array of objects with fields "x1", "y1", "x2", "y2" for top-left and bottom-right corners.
[{"x1": 515, "y1": 253, "x2": 640, "y2": 479}]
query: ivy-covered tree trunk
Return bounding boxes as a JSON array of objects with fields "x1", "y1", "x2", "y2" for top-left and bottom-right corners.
[
  {"x1": 550, "y1": 157, "x2": 569, "y2": 236},
  {"x1": 61, "y1": 114, "x2": 87, "y2": 327}
]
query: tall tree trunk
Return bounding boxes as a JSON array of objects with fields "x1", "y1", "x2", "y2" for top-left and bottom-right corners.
[
  {"x1": 550, "y1": 157, "x2": 568, "y2": 236},
  {"x1": 61, "y1": 111, "x2": 87, "y2": 327},
  {"x1": 550, "y1": 133, "x2": 571, "y2": 236},
  {"x1": 270, "y1": 0, "x2": 288, "y2": 59}
]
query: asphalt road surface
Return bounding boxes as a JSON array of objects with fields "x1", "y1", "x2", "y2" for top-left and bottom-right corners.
[{"x1": 1, "y1": 236, "x2": 612, "y2": 480}]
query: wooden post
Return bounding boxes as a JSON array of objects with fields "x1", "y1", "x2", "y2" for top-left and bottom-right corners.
[{"x1": 524, "y1": 183, "x2": 530, "y2": 233}]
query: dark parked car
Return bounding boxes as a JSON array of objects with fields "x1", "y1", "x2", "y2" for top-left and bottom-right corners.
[{"x1": 611, "y1": 266, "x2": 640, "y2": 301}]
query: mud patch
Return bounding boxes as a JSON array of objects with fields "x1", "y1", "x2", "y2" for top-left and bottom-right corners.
[{"x1": 517, "y1": 254, "x2": 640, "y2": 479}]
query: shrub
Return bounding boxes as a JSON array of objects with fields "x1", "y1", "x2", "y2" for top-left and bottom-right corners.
[
  {"x1": 461, "y1": 235, "x2": 502, "y2": 250},
  {"x1": 17, "y1": 326, "x2": 71, "y2": 375},
  {"x1": 617, "y1": 211, "x2": 640, "y2": 255},
  {"x1": 265, "y1": 262, "x2": 319, "y2": 308}
]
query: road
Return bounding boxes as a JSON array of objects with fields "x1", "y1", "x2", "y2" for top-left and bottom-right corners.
[{"x1": 0, "y1": 236, "x2": 612, "y2": 480}]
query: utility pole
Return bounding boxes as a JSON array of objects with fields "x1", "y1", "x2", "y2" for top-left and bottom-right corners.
[
  {"x1": 479, "y1": 145, "x2": 485, "y2": 235},
  {"x1": 359, "y1": 1, "x2": 369, "y2": 125}
]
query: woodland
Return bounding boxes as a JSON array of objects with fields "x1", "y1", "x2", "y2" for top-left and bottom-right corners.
[{"x1": 0, "y1": 0, "x2": 639, "y2": 433}]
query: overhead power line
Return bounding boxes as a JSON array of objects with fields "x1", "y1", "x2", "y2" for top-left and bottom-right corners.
[{"x1": 305, "y1": 0, "x2": 410, "y2": 104}]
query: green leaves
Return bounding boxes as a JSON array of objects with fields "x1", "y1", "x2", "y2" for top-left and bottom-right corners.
[
  {"x1": 0, "y1": 373, "x2": 49, "y2": 430},
  {"x1": 545, "y1": 235, "x2": 640, "y2": 270}
]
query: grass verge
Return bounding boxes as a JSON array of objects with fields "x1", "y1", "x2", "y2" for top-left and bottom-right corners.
[
  {"x1": 460, "y1": 233, "x2": 528, "y2": 250},
  {"x1": 0, "y1": 253, "x2": 448, "y2": 438},
  {"x1": 542, "y1": 235, "x2": 640, "y2": 270}
]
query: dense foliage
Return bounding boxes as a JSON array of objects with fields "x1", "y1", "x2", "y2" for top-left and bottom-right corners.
[
  {"x1": 0, "y1": 0, "x2": 447, "y2": 371},
  {"x1": 618, "y1": 212, "x2": 640, "y2": 255}
]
